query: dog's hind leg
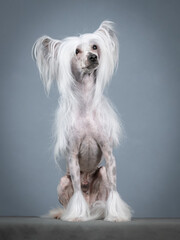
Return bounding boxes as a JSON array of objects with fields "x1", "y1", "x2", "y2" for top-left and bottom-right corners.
[
  {"x1": 57, "y1": 175, "x2": 73, "y2": 207},
  {"x1": 48, "y1": 175, "x2": 74, "y2": 219}
]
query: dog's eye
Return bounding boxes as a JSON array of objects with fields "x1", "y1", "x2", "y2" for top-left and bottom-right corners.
[
  {"x1": 75, "y1": 49, "x2": 80, "y2": 55},
  {"x1": 92, "y1": 45, "x2": 97, "y2": 50}
]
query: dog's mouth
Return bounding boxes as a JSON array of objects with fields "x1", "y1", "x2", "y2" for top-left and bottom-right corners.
[
  {"x1": 88, "y1": 62, "x2": 99, "y2": 69},
  {"x1": 83, "y1": 62, "x2": 99, "y2": 71}
]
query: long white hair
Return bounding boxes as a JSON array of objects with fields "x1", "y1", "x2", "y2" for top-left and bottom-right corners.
[{"x1": 32, "y1": 21, "x2": 122, "y2": 166}]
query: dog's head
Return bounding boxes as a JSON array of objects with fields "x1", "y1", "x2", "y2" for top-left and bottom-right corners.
[
  {"x1": 32, "y1": 21, "x2": 119, "y2": 97},
  {"x1": 71, "y1": 40, "x2": 100, "y2": 76}
]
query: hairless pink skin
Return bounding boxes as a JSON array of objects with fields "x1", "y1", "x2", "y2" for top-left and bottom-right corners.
[{"x1": 57, "y1": 167, "x2": 109, "y2": 207}]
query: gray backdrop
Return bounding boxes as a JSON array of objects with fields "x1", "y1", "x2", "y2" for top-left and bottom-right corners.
[{"x1": 0, "y1": 0, "x2": 180, "y2": 218}]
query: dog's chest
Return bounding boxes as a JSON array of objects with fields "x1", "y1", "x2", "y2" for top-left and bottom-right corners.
[
  {"x1": 74, "y1": 112, "x2": 102, "y2": 172},
  {"x1": 78, "y1": 135, "x2": 102, "y2": 172},
  {"x1": 75, "y1": 108, "x2": 98, "y2": 133}
]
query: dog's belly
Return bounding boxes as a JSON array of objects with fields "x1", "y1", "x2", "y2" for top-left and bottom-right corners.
[{"x1": 78, "y1": 136, "x2": 102, "y2": 172}]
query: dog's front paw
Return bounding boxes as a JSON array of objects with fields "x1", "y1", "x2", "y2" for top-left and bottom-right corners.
[
  {"x1": 61, "y1": 191, "x2": 90, "y2": 222},
  {"x1": 105, "y1": 190, "x2": 132, "y2": 222}
]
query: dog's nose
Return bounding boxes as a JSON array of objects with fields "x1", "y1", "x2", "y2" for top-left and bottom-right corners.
[{"x1": 88, "y1": 53, "x2": 97, "y2": 63}]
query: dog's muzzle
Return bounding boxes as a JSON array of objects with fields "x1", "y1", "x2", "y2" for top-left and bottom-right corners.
[
  {"x1": 87, "y1": 53, "x2": 99, "y2": 69},
  {"x1": 88, "y1": 53, "x2": 97, "y2": 63}
]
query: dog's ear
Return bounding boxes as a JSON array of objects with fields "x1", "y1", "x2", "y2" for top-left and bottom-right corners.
[
  {"x1": 32, "y1": 36, "x2": 61, "y2": 95},
  {"x1": 98, "y1": 21, "x2": 117, "y2": 38},
  {"x1": 96, "y1": 21, "x2": 119, "y2": 67}
]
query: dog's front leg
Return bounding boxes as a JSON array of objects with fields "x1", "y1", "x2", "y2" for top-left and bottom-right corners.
[
  {"x1": 61, "y1": 153, "x2": 90, "y2": 221},
  {"x1": 99, "y1": 141, "x2": 132, "y2": 222}
]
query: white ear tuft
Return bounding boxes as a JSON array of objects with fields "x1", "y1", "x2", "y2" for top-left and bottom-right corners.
[
  {"x1": 96, "y1": 21, "x2": 119, "y2": 69},
  {"x1": 32, "y1": 36, "x2": 61, "y2": 95},
  {"x1": 98, "y1": 21, "x2": 116, "y2": 36}
]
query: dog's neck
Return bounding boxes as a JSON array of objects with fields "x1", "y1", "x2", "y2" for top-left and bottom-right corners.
[{"x1": 73, "y1": 72, "x2": 96, "y2": 113}]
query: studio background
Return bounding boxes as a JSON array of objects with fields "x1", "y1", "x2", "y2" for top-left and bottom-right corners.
[{"x1": 0, "y1": 0, "x2": 180, "y2": 218}]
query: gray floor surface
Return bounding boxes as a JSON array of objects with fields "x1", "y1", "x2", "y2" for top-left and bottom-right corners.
[{"x1": 0, "y1": 217, "x2": 180, "y2": 240}]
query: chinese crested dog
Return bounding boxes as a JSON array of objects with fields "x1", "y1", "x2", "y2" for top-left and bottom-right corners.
[{"x1": 32, "y1": 21, "x2": 132, "y2": 221}]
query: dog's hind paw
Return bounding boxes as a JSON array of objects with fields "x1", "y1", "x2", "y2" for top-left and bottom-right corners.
[{"x1": 49, "y1": 208, "x2": 64, "y2": 219}]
